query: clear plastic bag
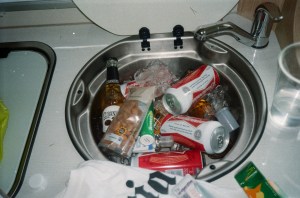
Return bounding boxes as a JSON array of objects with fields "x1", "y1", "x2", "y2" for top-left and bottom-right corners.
[
  {"x1": 99, "y1": 86, "x2": 156, "y2": 158},
  {"x1": 133, "y1": 60, "x2": 178, "y2": 97}
]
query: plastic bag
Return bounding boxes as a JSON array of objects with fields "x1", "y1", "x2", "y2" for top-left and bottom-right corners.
[
  {"x1": 0, "y1": 100, "x2": 9, "y2": 161},
  {"x1": 172, "y1": 174, "x2": 247, "y2": 198},
  {"x1": 133, "y1": 60, "x2": 178, "y2": 97}
]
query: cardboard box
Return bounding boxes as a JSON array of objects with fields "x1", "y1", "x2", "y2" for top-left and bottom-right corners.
[{"x1": 235, "y1": 161, "x2": 284, "y2": 198}]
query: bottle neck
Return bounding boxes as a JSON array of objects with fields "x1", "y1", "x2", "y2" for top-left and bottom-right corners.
[
  {"x1": 106, "y1": 79, "x2": 120, "y2": 84},
  {"x1": 106, "y1": 65, "x2": 120, "y2": 82}
]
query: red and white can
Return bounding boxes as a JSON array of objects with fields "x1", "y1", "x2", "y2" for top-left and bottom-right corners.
[
  {"x1": 130, "y1": 150, "x2": 204, "y2": 176},
  {"x1": 162, "y1": 65, "x2": 220, "y2": 115},
  {"x1": 157, "y1": 114, "x2": 229, "y2": 154}
]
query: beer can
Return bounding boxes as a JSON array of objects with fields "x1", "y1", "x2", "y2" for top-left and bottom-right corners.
[
  {"x1": 162, "y1": 65, "x2": 220, "y2": 115},
  {"x1": 158, "y1": 114, "x2": 229, "y2": 154}
]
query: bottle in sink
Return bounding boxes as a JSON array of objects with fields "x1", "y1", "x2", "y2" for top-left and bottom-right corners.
[{"x1": 100, "y1": 58, "x2": 125, "y2": 133}]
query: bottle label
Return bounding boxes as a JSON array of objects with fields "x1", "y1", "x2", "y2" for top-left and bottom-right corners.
[
  {"x1": 103, "y1": 133, "x2": 123, "y2": 145},
  {"x1": 102, "y1": 105, "x2": 120, "y2": 133}
]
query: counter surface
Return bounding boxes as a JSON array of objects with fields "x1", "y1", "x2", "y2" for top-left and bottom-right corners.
[{"x1": 0, "y1": 12, "x2": 299, "y2": 198}]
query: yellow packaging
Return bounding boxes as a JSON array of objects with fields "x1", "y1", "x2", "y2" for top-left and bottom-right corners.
[
  {"x1": 235, "y1": 161, "x2": 285, "y2": 198},
  {"x1": 0, "y1": 100, "x2": 9, "y2": 161}
]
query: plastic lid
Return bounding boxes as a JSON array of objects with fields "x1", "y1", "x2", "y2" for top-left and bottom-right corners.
[
  {"x1": 139, "y1": 134, "x2": 155, "y2": 146},
  {"x1": 162, "y1": 87, "x2": 193, "y2": 115},
  {"x1": 215, "y1": 107, "x2": 239, "y2": 133},
  {"x1": 73, "y1": 0, "x2": 238, "y2": 35}
]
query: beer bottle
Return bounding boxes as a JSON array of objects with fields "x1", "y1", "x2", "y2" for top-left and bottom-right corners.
[{"x1": 101, "y1": 58, "x2": 125, "y2": 133}]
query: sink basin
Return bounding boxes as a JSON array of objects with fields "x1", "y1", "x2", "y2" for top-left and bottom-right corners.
[{"x1": 65, "y1": 32, "x2": 267, "y2": 181}]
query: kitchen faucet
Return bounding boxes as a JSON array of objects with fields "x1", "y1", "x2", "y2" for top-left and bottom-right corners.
[{"x1": 194, "y1": 2, "x2": 283, "y2": 48}]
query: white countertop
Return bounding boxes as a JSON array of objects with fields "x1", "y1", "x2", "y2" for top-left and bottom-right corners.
[{"x1": 0, "y1": 10, "x2": 299, "y2": 198}]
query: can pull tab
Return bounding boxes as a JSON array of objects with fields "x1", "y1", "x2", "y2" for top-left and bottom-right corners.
[{"x1": 139, "y1": 27, "x2": 151, "y2": 51}]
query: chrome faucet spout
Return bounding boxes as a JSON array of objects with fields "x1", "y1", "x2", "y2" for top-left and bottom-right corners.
[
  {"x1": 195, "y1": 22, "x2": 257, "y2": 47},
  {"x1": 195, "y1": 2, "x2": 283, "y2": 48}
]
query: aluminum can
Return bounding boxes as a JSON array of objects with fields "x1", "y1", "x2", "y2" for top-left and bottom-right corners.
[
  {"x1": 162, "y1": 65, "x2": 220, "y2": 115},
  {"x1": 157, "y1": 114, "x2": 229, "y2": 154},
  {"x1": 131, "y1": 150, "x2": 204, "y2": 176}
]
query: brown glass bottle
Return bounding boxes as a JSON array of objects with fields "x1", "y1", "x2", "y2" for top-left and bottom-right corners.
[
  {"x1": 101, "y1": 58, "x2": 125, "y2": 133},
  {"x1": 187, "y1": 98, "x2": 214, "y2": 119}
]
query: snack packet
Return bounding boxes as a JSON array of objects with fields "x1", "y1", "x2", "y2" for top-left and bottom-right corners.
[{"x1": 99, "y1": 86, "x2": 156, "y2": 158}]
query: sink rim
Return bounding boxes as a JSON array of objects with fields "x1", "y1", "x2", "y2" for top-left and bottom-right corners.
[{"x1": 65, "y1": 33, "x2": 267, "y2": 181}]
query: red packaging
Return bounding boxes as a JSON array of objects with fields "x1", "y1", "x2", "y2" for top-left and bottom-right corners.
[
  {"x1": 130, "y1": 150, "x2": 204, "y2": 176},
  {"x1": 120, "y1": 81, "x2": 140, "y2": 97}
]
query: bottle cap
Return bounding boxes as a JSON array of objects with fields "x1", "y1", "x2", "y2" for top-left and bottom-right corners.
[
  {"x1": 162, "y1": 87, "x2": 193, "y2": 115},
  {"x1": 139, "y1": 134, "x2": 155, "y2": 146},
  {"x1": 106, "y1": 58, "x2": 119, "y2": 81},
  {"x1": 215, "y1": 107, "x2": 239, "y2": 133},
  {"x1": 106, "y1": 57, "x2": 118, "y2": 67}
]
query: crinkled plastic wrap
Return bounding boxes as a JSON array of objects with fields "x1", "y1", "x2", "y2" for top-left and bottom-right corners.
[
  {"x1": 120, "y1": 60, "x2": 178, "y2": 98},
  {"x1": 134, "y1": 60, "x2": 178, "y2": 97},
  {"x1": 99, "y1": 86, "x2": 156, "y2": 158},
  {"x1": 0, "y1": 100, "x2": 9, "y2": 161}
]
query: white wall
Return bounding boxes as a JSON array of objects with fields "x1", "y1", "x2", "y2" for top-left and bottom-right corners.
[
  {"x1": 0, "y1": 0, "x2": 75, "y2": 11},
  {"x1": 1, "y1": 0, "x2": 71, "y2": 3}
]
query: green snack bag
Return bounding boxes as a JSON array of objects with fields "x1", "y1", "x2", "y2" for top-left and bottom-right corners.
[
  {"x1": 0, "y1": 100, "x2": 9, "y2": 161},
  {"x1": 235, "y1": 161, "x2": 284, "y2": 198}
]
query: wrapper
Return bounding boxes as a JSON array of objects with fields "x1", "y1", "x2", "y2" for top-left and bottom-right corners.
[{"x1": 99, "y1": 86, "x2": 156, "y2": 158}]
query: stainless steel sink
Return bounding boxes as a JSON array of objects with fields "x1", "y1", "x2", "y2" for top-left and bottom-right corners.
[{"x1": 65, "y1": 32, "x2": 267, "y2": 181}]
